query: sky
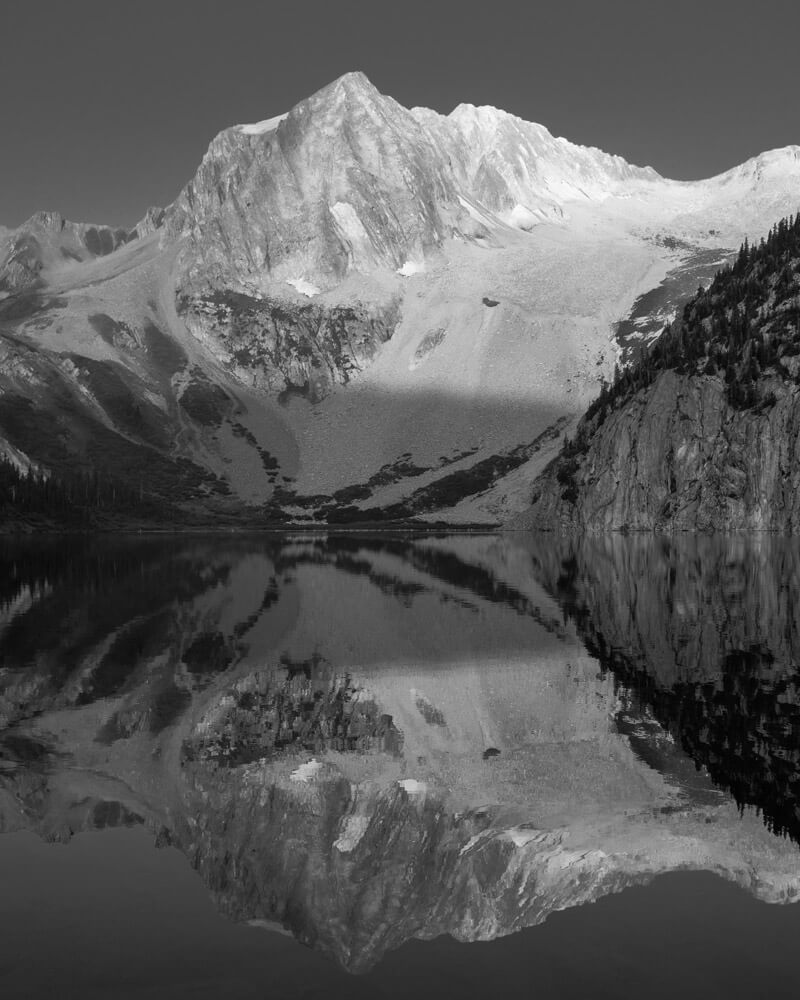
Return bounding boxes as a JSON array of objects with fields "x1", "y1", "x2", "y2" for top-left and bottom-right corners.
[{"x1": 2, "y1": 0, "x2": 799, "y2": 228}]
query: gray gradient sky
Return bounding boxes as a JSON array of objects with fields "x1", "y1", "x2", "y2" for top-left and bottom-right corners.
[{"x1": 2, "y1": 0, "x2": 799, "y2": 228}]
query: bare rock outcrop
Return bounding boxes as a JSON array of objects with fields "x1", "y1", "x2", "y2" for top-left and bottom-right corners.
[
  {"x1": 164, "y1": 72, "x2": 468, "y2": 292},
  {"x1": 525, "y1": 371, "x2": 800, "y2": 531},
  {"x1": 524, "y1": 214, "x2": 800, "y2": 532},
  {"x1": 179, "y1": 287, "x2": 401, "y2": 398}
]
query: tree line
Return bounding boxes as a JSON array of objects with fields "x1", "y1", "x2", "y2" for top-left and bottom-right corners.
[
  {"x1": 0, "y1": 457, "x2": 165, "y2": 526},
  {"x1": 548, "y1": 213, "x2": 800, "y2": 502},
  {"x1": 583, "y1": 212, "x2": 800, "y2": 429}
]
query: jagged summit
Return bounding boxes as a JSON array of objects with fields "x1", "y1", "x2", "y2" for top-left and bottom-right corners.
[
  {"x1": 168, "y1": 66, "x2": 800, "y2": 302},
  {"x1": 165, "y1": 69, "x2": 678, "y2": 291},
  {"x1": 23, "y1": 210, "x2": 66, "y2": 231},
  {"x1": 3, "y1": 69, "x2": 800, "y2": 528},
  {"x1": 168, "y1": 69, "x2": 800, "y2": 294},
  {"x1": 16, "y1": 210, "x2": 125, "y2": 235},
  {"x1": 312, "y1": 68, "x2": 381, "y2": 99},
  {"x1": 234, "y1": 71, "x2": 390, "y2": 139}
]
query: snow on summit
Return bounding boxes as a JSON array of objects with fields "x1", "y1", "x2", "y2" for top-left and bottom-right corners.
[
  {"x1": 238, "y1": 112, "x2": 288, "y2": 135},
  {"x1": 10, "y1": 68, "x2": 798, "y2": 530},
  {"x1": 153, "y1": 70, "x2": 800, "y2": 529}
]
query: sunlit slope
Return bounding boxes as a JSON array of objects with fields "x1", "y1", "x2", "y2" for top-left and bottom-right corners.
[{"x1": 3, "y1": 73, "x2": 800, "y2": 522}]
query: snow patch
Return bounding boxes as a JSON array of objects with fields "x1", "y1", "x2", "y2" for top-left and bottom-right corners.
[
  {"x1": 500, "y1": 204, "x2": 540, "y2": 231},
  {"x1": 457, "y1": 195, "x2": 494, "y2": 226},
  {"x1": 0, "y1": 438, "x2": 37, "y2": 477},
  {"x1": 505, "y1": 827, "x2": 543, "y2": 848},
  {"x1": 398, "y1": 778, "x2": 427, "y2": 795},
  {"x1": 330, "y1": 202, "x2": 371, "y2": 249},
  {"x1": 247, "y1": 919, "x2": 293, "y2": 937},
  {"x1": 238, "y1": 113, "x2": 288, "y2": 136},
  {"x1": 290, "y1": 758, "x2": 323, "y2": 783},
  {"x1": 287, "y1": 277, "x2": 321, "y2": 297},
  {"x1": 334, "y1": 815, "x2": 370, "y2": 853},
  {"x1": 459, "y1": 834, "x2": 484, "y2": 857},
  {"x1": 397, "y1": 259, "x2": 425, "y2": 276}
]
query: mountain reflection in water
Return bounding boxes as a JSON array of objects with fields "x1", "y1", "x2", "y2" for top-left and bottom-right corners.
[{"x1": 2, "y1": 531, "x2": 800, "y2": 986}]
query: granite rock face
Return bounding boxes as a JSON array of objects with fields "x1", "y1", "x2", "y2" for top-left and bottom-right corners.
[
  {"x1": 524, "y1": 217, "x2": 800, "y2": 532},
  {"x1": 179, "y1": 288, "x2": 401, "y2": 398},
  {"x1": 525, "y1": 370, "x2": 800, "y2": 531},
  {"x1": 164, "y1": 72, "x2": 800, "y2": 302},
  {"x1": 130, "y1": 206, "x2": 165, "y2": 240},
  {"x1": 163, "y1": 72, "x2": 667, "y2": 295},
  {"x1": 164, "y1": 72, "x2": 469, "y2": 292}
]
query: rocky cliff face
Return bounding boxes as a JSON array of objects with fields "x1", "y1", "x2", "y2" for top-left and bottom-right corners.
[
  {"x1": 6, "y1": 73, "x2": 800, "y2": 525},
  {"x1": 164, "y1": 72, "x2": 468, "y2": 292},
  {"x1": 165, "y1": 73, "x2": 800, "y2": 295},
  {"x1": 412, "y1": 101, "x2": 659, "y2": 227},
  {"x1": 179, "y1": 288, "x2": 401, "y2": 398},
  {"x1": 525, "y1": 370, "x2": 800, "y2": 531},
  {"x1": 524, "y1": 215, "x2": 800, "y2": 531}
]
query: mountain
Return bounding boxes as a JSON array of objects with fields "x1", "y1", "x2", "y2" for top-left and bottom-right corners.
[
  {"x1": 2, "y1": 72, "x2": 800, "y2": 526},
  {"x1": 0, "y1": 211, "x2": 130, "y2": 295},
  {"x1": 523, "y1": 214, "x2": 800, "y2": 531}
]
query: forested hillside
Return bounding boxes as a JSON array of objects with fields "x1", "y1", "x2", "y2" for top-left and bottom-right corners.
[{"x1": 526, "y1": 214, "x2": 800, "y2": 531}]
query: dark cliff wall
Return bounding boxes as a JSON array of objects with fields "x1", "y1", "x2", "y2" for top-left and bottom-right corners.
[
  {"x1": 179, "y1": 289, "x2": 400, "y2": 399},
  {"x1": 523, "y1": 214, "x2": 800, "y2": 532},
  {"x1": 525, "y1": 370, "x2": 800, "y2": 531}
]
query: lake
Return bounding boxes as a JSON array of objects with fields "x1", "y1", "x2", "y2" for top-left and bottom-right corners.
[{"x1": 2, "y1": 531, "x2": 800, "y2": 998}]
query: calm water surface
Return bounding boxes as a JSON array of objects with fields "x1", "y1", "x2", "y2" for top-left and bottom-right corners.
[{"x1": 2, "y1": 532, "x2": 800, "y2": 998}]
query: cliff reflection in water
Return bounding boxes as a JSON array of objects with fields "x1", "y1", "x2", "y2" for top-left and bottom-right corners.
[
  {"x1": 532, "y1": 533, "x2": 800, "y2": 843},
  {"x1": 2, "y1": 532, "x2": 800, "y2": 972}
]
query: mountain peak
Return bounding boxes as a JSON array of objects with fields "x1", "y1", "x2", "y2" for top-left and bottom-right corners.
[
  {"x1": 449, "y1": 102, "x2": 511, "y2": 123},
  {"x1": 233, "y1": 72, "x2": 384, "y2": 139},
  {"x1": 708, "y1": 144, "x2": 800, "y2": 188},
  {"x1": 23, "y1": 210, "x2": 66, "y2": 232},
  {"x1": 309, "y1": 69, "x2": 383, "y2": 106},
  {"x1": 448, "y1": 102, "x2": 554, "y2": 142},
  {"x1": 744, "y1": 145, "x2": 800, "y2": 173},
  {"x1": 329, "y1": 69, "x2": 377, "y2": 92}
]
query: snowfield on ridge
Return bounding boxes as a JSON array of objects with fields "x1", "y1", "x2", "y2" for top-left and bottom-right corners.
[{"x1": 2, "y1": 71, "x2": 800, "y2": 524}]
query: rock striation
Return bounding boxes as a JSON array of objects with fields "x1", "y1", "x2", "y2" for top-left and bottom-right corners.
[
  {"x1": 525, "y1": 369, "x2": 800, "y2": 531},
  {"x1": 164, "y1": 72, "x2": 467, "y2": 292}
]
